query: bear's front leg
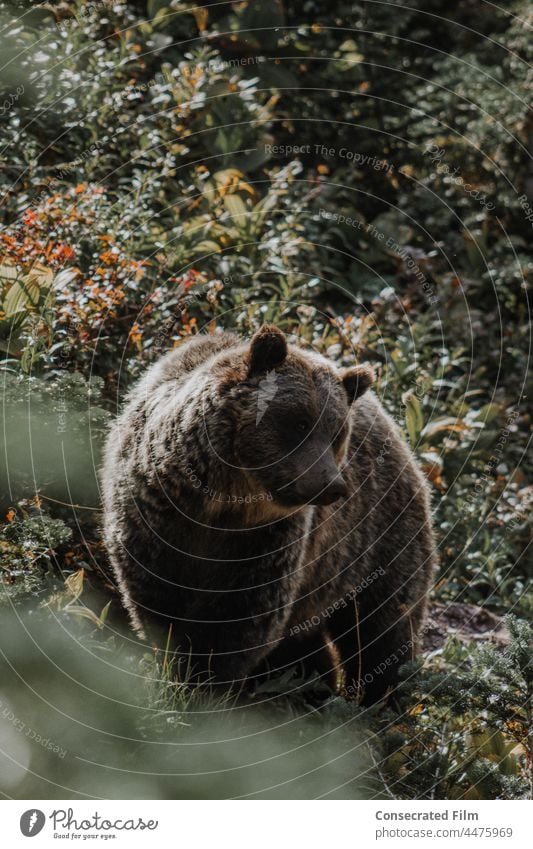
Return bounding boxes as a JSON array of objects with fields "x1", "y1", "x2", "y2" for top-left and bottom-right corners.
[
  {"x1": 251, "y1": 627, "x2": 339, "y2": 690},
  {"x1": 328, "y1": 592, "x2": 427, "y2": 705},
  {"x1": 172, "y1": 622, "x2": 278, "y2": 690}
]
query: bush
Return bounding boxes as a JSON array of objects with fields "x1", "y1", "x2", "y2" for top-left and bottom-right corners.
[{"x1": 0, "y1": 0, "x2": 531, "y2": 800}]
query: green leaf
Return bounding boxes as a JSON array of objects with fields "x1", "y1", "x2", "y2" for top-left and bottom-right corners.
[
  {"x1": 147, "y1": 0, "x2": 169, "y2": 20},
  {"x1": 224, "y1": 194, "x2": 247, "y2": 222},
  {"x1": 3, "y1": 277, "x2": 40, "y2": 317},
  {"x1": 191, "y1": 240, "x2": 221, "y2": 256},
  {"x1": 421, "y1": 417, "x2": 468, "y2": 439},
  {"x1": 64, "y1": 569, "x2": 84, "y2": 602},
  {"x1": 402, "y1": 391, "x2": 424, "y2": 446},
  {"x1": 0, "y1": 263, "x2": 19, "y2": 282},
  {"x1": 98, "y1": 601, "x2": 112, "y2": 627}
]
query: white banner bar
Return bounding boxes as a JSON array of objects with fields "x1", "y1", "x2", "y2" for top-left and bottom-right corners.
[{"x1": 1, "y1": 800, "x2": 530, "y2": 848}]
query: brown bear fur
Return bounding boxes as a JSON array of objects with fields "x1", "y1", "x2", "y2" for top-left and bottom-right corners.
[{"x1": 102, "y1": 326, "x2": 436, "y2": 703}]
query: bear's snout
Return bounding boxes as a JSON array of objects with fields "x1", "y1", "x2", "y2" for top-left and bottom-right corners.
[
  {"x1": 286, "y1": 450, "x2": 349, "y2": 506},
  {"x1": 288, "y1": 468, "x2": 348, "y2": 506},
  {"x1": 310, "y1": 473, "x2": 348, "y2": 505}
]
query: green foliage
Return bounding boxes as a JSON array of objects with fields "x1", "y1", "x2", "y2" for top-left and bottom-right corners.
[
  {"x1": 1, "y1": 507, "x2": 71, "y2": 604},
  {"x1": 0, "y1": 599, "x2": 378, "y2": 799},
  {"x1": 1, "y1": 369, "x2": 110, "y2": 507},
  {"x1": 382, "y1": 617, "x2": 533, "y2": 799},
  {"x1": 0, "y1": 0, "x2": 531, "y2": 800}
]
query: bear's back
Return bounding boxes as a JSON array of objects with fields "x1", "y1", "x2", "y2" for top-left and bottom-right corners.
[{"x1": 131, "y1": 331, "x2": 240, "y2": 400}]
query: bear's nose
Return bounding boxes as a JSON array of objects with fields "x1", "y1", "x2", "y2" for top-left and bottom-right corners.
[{"x1": 312, "y1": 474, "x2": 348, "y2": 505}]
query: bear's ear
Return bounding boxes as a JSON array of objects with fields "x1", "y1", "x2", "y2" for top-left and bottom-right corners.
[
  {"x1": 341, "y1": 365, "x2": 375, "y2": 404},
  {"x1": 248, "y1": 325, "x2": 287, "y2": 375}
]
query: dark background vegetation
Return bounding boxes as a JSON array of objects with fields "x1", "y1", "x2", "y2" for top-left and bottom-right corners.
[{"x1": 0, "y1": 0, "x2": 531, "y2": 799}]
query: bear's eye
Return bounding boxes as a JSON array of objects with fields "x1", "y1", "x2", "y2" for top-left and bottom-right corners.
[{"x1": 296, "y1": 418, "x2": 311, "y2": 433}]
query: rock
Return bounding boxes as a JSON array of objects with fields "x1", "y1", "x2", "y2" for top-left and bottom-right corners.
[{"x1": 422, "y1": 601, "x2": 510, "y2": 653}]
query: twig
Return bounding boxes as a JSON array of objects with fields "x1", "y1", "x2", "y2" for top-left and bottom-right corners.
[
  {"x1": 354, "y1": 596, "x2": 363, "y2": 703},
  {"x1": 39, "y1": 494, "x2": 100, "y2": 511}
]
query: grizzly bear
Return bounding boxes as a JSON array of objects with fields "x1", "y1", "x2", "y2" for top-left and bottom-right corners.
[{"x1": 102, "y1": 325, "x2": 435, "y2": 704}]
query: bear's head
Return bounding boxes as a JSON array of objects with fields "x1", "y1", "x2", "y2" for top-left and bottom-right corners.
[{"x1": 211, "y1": 325, "x2": 375, "y2": 510}]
